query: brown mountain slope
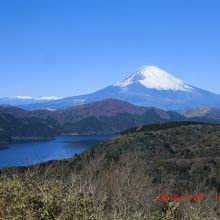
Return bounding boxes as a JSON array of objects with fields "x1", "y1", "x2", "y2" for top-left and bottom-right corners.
[
  {"x1": 0, "y1": 99, "x2": 186, "y2": 142},
  {"x1": 182, "y1": 107, "x2": 220, "y2": 122}
]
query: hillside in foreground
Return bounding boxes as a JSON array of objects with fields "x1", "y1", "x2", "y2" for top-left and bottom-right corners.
[{"x1": 1, "y1": 122, "x2": 220, "y2": 219}]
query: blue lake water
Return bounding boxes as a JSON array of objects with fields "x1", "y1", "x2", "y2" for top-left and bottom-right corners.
[{"x1": 0, "y1": 134, "x2": 114, "y2": 169}]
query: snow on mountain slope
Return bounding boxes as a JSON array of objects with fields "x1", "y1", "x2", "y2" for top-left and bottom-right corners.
[
  {"x1": 15, "y1": 96, "x2": 60, "y2": 101},
  {"x1": 16, "y1": 96, "x2": 33, "y2": 100},
  {"x1": 37, "y1": 96, "x2": 60, "y2": 101},
  {"x1": 114, "y1": 66, "x2": 193, "y2": 91}
]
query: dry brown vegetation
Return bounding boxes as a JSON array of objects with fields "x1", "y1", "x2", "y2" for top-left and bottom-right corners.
[
  {"x1": 1, "y1": 157, "x2": 219, "y2": 219},
  {"x1": 1, "y1": 122, "x2": 220, "y2": 219}
]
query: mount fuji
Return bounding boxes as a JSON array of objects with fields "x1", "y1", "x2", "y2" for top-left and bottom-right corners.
[{"x1": 18, "y1": 66, "x2": 220, "y2": 110}]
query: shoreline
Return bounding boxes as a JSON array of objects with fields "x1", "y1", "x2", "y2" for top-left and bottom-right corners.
[
  {"x1": 0, "y1": 136, "x2": 55, "y2": 145},
  {"x1": 0, "y1": 132, "x2": 117, "y2": 146}
]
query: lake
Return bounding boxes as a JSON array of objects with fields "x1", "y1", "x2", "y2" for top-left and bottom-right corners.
[{"x1": 0, "y1": 134, "x2": 114, "y2": 169}]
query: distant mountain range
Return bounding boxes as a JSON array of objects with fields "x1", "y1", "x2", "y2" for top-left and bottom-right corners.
[
  {"x1": 1, "y1": 64, "x2": 220, "y2": 144},
  {"x1": 6, "y1": 65, "x2": 219, "y2": 111},
  {"x1": 0, "y1": 96, "x2": 60, "y2": 107},
  {"x1": 181, "y1": 107, "x2": 220, "y2": 123},
  {"x1": 1, "y1": 99, "x2": 220, "y2": 144},
  {"x1": 0, "y1": 99, "x2": 185, "y2": 143}
]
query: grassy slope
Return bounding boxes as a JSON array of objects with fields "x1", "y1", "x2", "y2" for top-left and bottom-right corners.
[{"x1": 1, "y1": 122, "x2": 220, "y2": 219}]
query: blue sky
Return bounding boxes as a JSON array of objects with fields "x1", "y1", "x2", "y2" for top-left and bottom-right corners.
[{"x1": 0, "y1": 0, "x2": 220, "y2": 98}]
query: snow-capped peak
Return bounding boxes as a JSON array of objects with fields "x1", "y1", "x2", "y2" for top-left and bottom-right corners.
[
  {"x1": 16, "y1": 96, "x2": 33, "y2": 100},
  {"x1": 37, "y1": 96, "x2": 60, "y2": 101},
  {"x1": 114, "y1": 65, "x2": 193, "y2": 92}
]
